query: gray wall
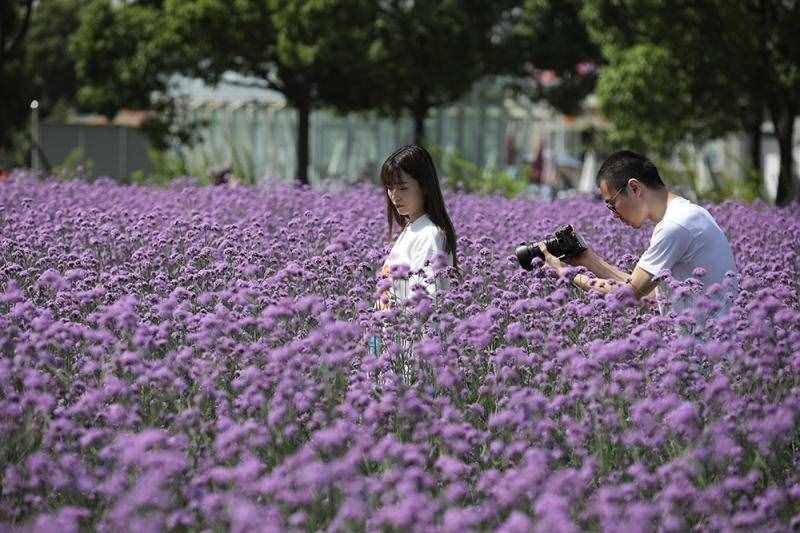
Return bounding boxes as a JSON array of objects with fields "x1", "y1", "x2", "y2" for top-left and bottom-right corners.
[{"x1": 40, "y1": 124, "x2": 152, "y2": 179}]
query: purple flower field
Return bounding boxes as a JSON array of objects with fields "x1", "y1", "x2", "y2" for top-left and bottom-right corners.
[{"x1": 1, "y1": 174, "x2": 799, "y2": 532}]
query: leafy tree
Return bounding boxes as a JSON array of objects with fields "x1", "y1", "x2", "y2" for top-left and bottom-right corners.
[
  {"x1": 584, "y1": 1, "x2": 752, "y2": 156},
  {"x1": 72, "y1": 1, "x2": 165, "y2": 117},
  {"x1": 69, "y1": 0, "x2": 521, "y2": 182},
  {"x1": 733, "y1": 0, "x2": 800, "y2": 205},
  {"x1": 26, "y1": 0, "x2": 82, "y2": 116},
  {"x1": 163, "y1": 0, "x2": 380, "y2": 184},
  {"x1": 1, "y1": 0, "x2": 86, "y2": 166},
  {"x1": 505, "y1": 0, "x2": 602, "y2": 116},
  {"x1": 0, "y1": 0, "x2": 34, "y2": 154},
  {"x1": 593, "y1": 43, "x2": 739, "y2": 154},
  {"x1": 583, "y1": 0, "x2": 799, "y2": 204},
  {"x1": 71, "y1": 0, "x2": 196, "y2": 150},
  {"x1": 366, "y1": 1, "x2": 517, "y2": 145}
]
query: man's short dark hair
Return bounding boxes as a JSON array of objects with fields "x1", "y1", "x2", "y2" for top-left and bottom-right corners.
[{"x1": 596, "y1": 150, "x2": 665, "y2": 190}]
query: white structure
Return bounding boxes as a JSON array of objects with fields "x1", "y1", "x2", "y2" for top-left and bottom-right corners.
[
  {"x1": 169, "y1": 75, "x2": 598, "y2": 186},
  {"x1": 170, "y1": 74, "x2": 799, "y2": 200}
]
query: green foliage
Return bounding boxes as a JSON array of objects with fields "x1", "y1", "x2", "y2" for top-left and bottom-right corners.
[
  {"x1": 162, "y1": 0, "x2": 382, "y2": 182},
  {"x1": 71, "y1": 1, "x2": 165, "y2": 117},
  {"x1": 229, "y1": 141, "x2": 257, "y2": 186},
  {"x1": 141, "y1": 97, "x2": 207, "y2": 152},
  {"x1": 582, "y1": 0, "x2": 800, "y2": 204},
  {"x1": 182, "y1": 120, "x2": 261, "y2": 185},
  {"x1": 435, "y1": 147, "x2": 527, "y2": 198},
  {"x1": 70, "y1": 0, "x2": 201, "y2": 150},
  {"x1": 594, "y1": 44, "x2": 696, "y2": 154},
  {"x1": 368, "y1": 1, "x2": 516, "y2": 142},
  {"x1": 26, "y1": 0, "x2": 82, "y2": 114},
  {"x1": 505, "y1": 0, "x2": 601, "y2": 116},
  {"x1": 0, "y1": 2, "x2": 34, "y2": 150},
  {"x1": 583, "y1": 1, "x2": 740, "y2": 155},
  {"x1": 52, "y1": 147, "x2": 95, "y2": 181},
  {"x1": 130, "y1": 136, "x2": 262, "y2": 187},
  {"x1": 0, "y1": 0, "x2": 82, "y2": 158},
  {"x1": 129, "y1": 148, "x2": 193, "y2": 186},
  {"x1": 655, "y1": 149, "x2": 766, "y2": 204}
]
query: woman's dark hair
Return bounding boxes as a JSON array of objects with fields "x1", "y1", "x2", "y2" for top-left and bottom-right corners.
[
  {"x1": 596, "y1": 150, "x2": 665, "y2": 190},
  {"x1": 380, "y1": 144, "x2": 458, "y2": 269}
]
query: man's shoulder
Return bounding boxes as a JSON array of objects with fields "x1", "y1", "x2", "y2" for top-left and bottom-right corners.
[
  {"x1": 663, "y1": 197, "x2": 720, "y2": 231},
  {"x1": 652, "y1": 218, "x2": 693, "y2": 240}
]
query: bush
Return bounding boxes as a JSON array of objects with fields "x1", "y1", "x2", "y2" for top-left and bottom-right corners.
[
  {"x1": 52, "y1": 147, "x2": 94, "y2": 181},
  {"x1": 433, "y1": 147, "x2": 527, "y2": 198}
]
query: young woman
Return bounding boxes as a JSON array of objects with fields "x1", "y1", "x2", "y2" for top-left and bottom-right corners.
[{"x1": 377, "y1": 144, "x2": 458, "y2": 309}]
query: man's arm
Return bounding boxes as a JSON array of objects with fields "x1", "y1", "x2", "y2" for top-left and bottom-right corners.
[
  {"x1": 571, "y1": 273, "x2": 623, "y2": 294},
  {"x1": 539, "y1": 244, "x2": 659, "y2": 300},
  {"x1": 569, "y1": 248, "x2": 630, "y2": 284},
  {"x1": 572, "y1": 265, "x2": 659, "y2": 299}
]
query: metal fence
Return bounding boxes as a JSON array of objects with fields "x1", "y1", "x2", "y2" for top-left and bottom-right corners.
[
  {"x1": 176, "y1": 90, "x2": 588, "y2": 184},
  {"x1": 36, "y1": 89, "x2": 788, "y2": 198}
]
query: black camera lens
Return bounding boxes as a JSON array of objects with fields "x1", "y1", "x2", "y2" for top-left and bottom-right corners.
[
  {"x1": 515, "y1": 243, "x2": 544, "y2": 270},
  {"x1": 514, "y1": 224, "x2": 587, "y2": 270}
]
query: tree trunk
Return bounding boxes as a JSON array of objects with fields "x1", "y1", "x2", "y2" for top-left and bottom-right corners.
[
  {"x1": 295, "y1": 98, "x2": 311, "y2": 185},
  {"x1": 413, "y1": 108, "x2": 426, "y2": 146},
  {"x1": 772, "y1": 106, "x2": 797, "y2": 206},
  {"x1": 745, "y1": 120, "x2": 762, "y2": 172},
  {"x1": 742, "y1": 117, "x2": 763, "y2": 195},
  {"x1": 412, "y1": 88, "x2": 428, "y2": 146},
  {"x1": 0, "y1": 0, "x2": 34, "y2": 72}
]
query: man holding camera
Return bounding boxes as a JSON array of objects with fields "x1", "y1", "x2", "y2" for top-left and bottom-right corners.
[{"x1": 538, "y1": 150, "x2": 737, "y2": 314}]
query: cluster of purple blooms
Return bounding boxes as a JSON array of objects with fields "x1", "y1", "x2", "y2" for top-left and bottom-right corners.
[{"x1": 1, "y1": 172, "x2": 799, "y2": 532}]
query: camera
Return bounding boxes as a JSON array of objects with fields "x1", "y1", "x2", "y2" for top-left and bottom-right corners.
[{"x1": 515, "y1": 224, "x2": 588, "y2": 270}]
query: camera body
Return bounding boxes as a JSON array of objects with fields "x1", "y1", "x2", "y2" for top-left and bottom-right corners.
[{"x1": 515, "y1": 224, "x2": 588, "y2": 270}]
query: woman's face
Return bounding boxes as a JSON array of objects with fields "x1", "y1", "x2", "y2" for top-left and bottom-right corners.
[{"x1": 386, "y1": 171, "x2": 425, "y2": 218}]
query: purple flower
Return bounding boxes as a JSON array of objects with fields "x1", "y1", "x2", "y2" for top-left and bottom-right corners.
[{"x1": 2, "y1": 175, "x2": 797, "y2": 531}]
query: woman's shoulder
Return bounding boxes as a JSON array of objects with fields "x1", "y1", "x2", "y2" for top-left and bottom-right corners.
[
  {"x1": 409, "y1": 219, "x2": 446, "y2": 250},
  {"x1": 414, "y1": 215, "x2": 444, "y2": 235}
]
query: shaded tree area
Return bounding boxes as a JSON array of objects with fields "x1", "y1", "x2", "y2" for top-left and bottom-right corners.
[
  {"x1": 504, "y1": 0, "x2": 603, "y2": 117},
  {"x1": 1, "y1": 0, "x2": 797, "y2": 203},
  {"x1": 583, "y1": 0, "x2": 799, "y2": 204},
  {"x1": 1, "y1": 0, "x2": 83, "y2": 167}
]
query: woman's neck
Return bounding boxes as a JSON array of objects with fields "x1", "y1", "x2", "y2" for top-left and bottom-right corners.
[{"x1": 406, "y1": 210, "x2": 426, "y2": 224}]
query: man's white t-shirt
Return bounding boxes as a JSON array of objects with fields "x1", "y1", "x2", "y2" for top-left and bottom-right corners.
[
  {"x1": 636, "y1": 196, "x2": 737, "y2": 313},
  {"x1": 381, "y1": 214, "x2": 452, "y2": 303}
]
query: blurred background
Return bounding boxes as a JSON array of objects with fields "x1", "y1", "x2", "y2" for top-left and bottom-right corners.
[{"x1": 1, "y1": 0, "x2": 798, "y2": 204}]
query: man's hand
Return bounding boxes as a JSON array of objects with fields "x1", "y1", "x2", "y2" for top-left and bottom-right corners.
[
  {"x1": 640, "y1": 286, "x2": 660, "y2": 308},
  {"x1": 538, "y1": 242, "x2": 568, "y2": 277},
  {"x1": 628, "y1": 266, "x2": 659, "y2": 299},
  {"x1": 564, "y1": 250, "x2": 591, "y2": 268},
  {"x1": 563, "y1": 243, "x2": 597, "y2": 269}
]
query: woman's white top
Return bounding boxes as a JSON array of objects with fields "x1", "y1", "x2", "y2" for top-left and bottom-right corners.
[{"x1": 380, "y1": 214, "x2": 453, "y2": 304}]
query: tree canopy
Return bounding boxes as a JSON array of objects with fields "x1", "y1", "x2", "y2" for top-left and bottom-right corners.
[
  {"x1": 365, "y1": 0, "x2": 517, "y2": 144},
  {"x1": 1, "y1": 0, "x2": 797, "y2": 202},
  {"x1": 583, "y1": 0, "x2": 799, "y2": 204},
  {"x1": 505, "y1": 0, "x2": 602, "y2": 117}
]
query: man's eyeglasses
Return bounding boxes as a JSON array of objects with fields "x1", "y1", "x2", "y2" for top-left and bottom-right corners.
[{"x1": 605, "y1": 185, "x2": 626, "y2": 215}]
